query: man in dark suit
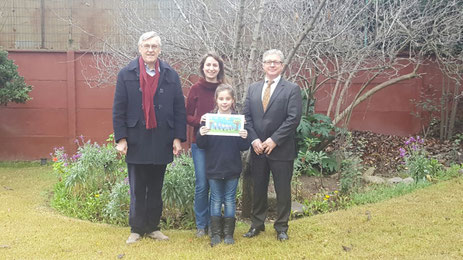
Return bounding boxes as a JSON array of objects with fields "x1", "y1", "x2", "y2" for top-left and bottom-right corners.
[
  {"x1": 243, "y1": 49, "x2": 302, "y2": 241},
  {"x1": 112, "y1": 31, "x2": 186, "y2": 244}
]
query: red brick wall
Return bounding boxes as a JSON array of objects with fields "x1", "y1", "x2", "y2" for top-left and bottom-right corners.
[
  {"x1": 314, "y1": 62, "x2": 423, "y2": 136},
  {"x1": 0, "y1": 51, "x2": 441, "y2": 160}
]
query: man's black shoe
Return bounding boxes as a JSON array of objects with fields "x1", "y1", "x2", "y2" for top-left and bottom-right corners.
[
  {"x1": 243, "y1": 226, "x2": 265, "y2": 238},
  {"x1": 277, "y1": 231, "x2": 289, "y2": 241}
]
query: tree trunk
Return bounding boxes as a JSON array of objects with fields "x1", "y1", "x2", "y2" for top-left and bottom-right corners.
[
  {"x1": 242, "y1": 0, "x2": 267, "y2": 101},
  {"x1": 240, "y1": 150, "x2": 252, "y2": 218},
  {"x1": 231, "y1": 0, "x2": 246, "y2": 104},
  {"x1": 439, "y1": 76, "x2": 446, "y2": 140},
  {"x1": 443, "y1": 78, "x2": 451, "y2": 140},
  {"x1": 333, "y1": 66, "x2": 420, "y2": 125},
  {"x1": 240, "y1": 0, "x2": 267, "y2": 219},
  {"x1": 447, "y1": 81, "x2": 461, "y2": 139},
  {"x1": 240, "y1": 0, "x2": 328, "y2": 219}
]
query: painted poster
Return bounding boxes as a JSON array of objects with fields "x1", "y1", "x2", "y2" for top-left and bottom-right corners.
[{"x1": 204, "y1": 113, "x2": 245, "y2": 136}]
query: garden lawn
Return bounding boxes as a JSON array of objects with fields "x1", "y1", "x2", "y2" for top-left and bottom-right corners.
[{"x1": 1, "y1": 165, "x2": 463, "y2": 259}]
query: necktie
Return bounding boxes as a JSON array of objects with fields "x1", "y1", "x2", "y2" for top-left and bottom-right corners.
[{"x1": 262, "y1": 80, "x2": 273, "y2": 111}]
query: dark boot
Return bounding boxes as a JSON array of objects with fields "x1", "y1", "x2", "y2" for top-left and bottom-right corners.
[
  {"x1": 210, "y1": 216, "x2": 222, "y2": 247},
  {"x1": 223, "y1": 217, "x2": 236, "y2": 245},
  {"x1": 207, "y1": 225, "x2": 212, "y2": 237}
]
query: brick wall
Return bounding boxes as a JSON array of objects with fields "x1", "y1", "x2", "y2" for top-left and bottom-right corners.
[{"x1": 0, "y1": 51, "x2": 441, "y2": 160}]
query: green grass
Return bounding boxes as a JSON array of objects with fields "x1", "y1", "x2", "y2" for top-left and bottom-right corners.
[
  {"x1": 1, "y1": 165, "x2": 463, "y2": 259},
  {"x1": 0, "y1": 160, "x2": 43, "y2": 168},
  {"x1": 350, "y1": 181, "x2": 432, "y2": 205}
]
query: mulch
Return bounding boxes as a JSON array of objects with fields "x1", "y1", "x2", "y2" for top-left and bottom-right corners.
[{"x1": 330, "y1": 130, "x2": 463, "y2": 177}]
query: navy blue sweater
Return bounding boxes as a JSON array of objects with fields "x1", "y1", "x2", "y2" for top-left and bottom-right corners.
[{"x1": 196, "y1": 131, "x2": 250, "y2": 180}]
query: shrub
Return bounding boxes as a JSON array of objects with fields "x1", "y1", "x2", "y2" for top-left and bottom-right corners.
[
  {"x1": 295, "y1": 137, "x2": 337, "y2": 177},
  {"x1": 295, "y1": 90, "x2": 337, "y2": 176},
  {"x1": 50, "y1": 136, "x2": 196, "y2": 229},
  {"x1": 103, "y1": 178, "x2": 130, "y2": 225},
  {"x1": 339, "y1": 156, "x2": 363, "y2": 193},
  {"x1": 336, "y1": 131, "x2": 364, "y2": 193},
  {"x1": 161, "y1": 153, "x2": 196, "y2": 229},
  {"x1": 435, "y1": 163, "x2": 463, "y2": 181},
  {"x1": 0, "y1": 49, "x2": 32, "y2": 105},
  {"x1": 50, "y1": 135, "x2": 127, "y2": 224},
  {"x1": 399, "y1": 136, "x2": 443, "y2": 182}
]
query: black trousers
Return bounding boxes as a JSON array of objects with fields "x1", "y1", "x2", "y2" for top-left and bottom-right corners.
[
  {"x1": 127, "y1": 163, "x2": 167, "y2": 235},
  {"x1": 250, "y1": 156, "x2": 293, "y2": 232}
]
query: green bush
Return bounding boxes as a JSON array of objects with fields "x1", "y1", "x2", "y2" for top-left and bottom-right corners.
[
  {"x1": 336, "y1": 131, "x2": 364, "y2": 194},
  {"x1": 0, "y1": 49, "x2": 32, "y2": 105},
  {"x1": 103, "y1": 179, "x2": 130, "y2": 226},
  {"x1": 399, "y1": 136, "x2": 443, "y2": 182},
  {"x1": 50, "y1": 136, "x2": 127, "y2": 224},
  {"x1": 339, "y1": 156, "x2": 363, "y2": 193},
  {"x1": 50, "y1": 136, "x2": 196, "y2": 229},
  {"x1": 295, "y1": 90, "x2": 337, "y2": 176},
  {"x1": 435, "y1": 163, "x2": 463, "y2": 181},
  {"x1": 161, "y1": 153, "x2": 195, "y2": 230}
]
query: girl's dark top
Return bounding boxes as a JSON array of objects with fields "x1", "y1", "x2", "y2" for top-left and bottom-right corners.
[{"x1": 196, "y1": 122, "x2": 250, "y2": 180}]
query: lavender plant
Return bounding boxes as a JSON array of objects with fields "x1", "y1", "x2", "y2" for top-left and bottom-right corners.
[{"x1": 399, "y1": 136, "x2": 442, "y2": 182}]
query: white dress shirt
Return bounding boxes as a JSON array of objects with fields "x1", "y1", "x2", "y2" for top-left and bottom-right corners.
[{"x1": 261, "y1": 75, "x2": 281, "y2": 101}]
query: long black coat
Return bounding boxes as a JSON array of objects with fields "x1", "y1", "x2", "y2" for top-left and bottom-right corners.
[{"x1": 112, "y1": 57, "x2": 186, "y2": 164}]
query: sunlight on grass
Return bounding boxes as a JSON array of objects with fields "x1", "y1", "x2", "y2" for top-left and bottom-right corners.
[{"x1": 1, "y1": 166, "x2": 463, "y2": 259}]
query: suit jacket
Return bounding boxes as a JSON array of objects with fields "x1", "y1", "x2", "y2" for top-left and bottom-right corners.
[
  {"x1": 243, "y1": 78, "x2": 302, "y2": 161},
  {"x1": 112, "y1": 57, "x2": 186, "y2": 164}
]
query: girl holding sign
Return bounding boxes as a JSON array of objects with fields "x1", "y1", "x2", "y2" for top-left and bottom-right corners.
[{"x1": 197, "y1": 84, "x2": 249, "y2": 246}]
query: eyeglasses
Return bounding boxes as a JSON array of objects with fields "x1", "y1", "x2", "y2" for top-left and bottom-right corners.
[
  {"x1": 141, "y1": 44, "x2": 159, "y2": 50},
  {"x1": 263, "y1": 60, "x2": 283, "y2": 65}
]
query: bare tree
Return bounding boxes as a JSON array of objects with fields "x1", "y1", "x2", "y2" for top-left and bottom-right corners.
[
  {"x1": 418, "y1": 0, "x2": 463, "y2": 140},
  {"x1": 81, "y1": 1, "x2": 461, "y2": 130},
  {"x1": 76, "y1": 0, "x2": 462, "y2": 218}
]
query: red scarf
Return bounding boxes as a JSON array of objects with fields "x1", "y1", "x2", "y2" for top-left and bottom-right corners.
[{"x1": 139, "y1": 57, "x2": 160, "y2": 129}]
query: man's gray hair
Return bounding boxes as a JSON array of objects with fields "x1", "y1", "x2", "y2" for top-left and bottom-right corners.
[
  {"x1": 262, "y1": 49, "x2": 284, "y2": 62},
  {"x1": 138, "y1": 31, "x2": 162, "y2": 46}
]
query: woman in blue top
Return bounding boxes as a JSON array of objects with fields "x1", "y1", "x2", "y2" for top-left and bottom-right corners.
[{"x1": 196, "y1": 84, "x2": 250, "y2": 246}]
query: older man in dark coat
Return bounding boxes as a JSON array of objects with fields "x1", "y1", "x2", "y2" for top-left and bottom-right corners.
[{"x1": 113, "y1": 31, "x2": 186, "y2": 244}]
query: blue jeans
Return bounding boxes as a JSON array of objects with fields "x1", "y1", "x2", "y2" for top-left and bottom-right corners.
[
  {"x1": 208, "y1": 178, "x2": 239, "y2": 218},
  {"x1": 192, "y1": 143, "x2": 209, "y2": 229}
]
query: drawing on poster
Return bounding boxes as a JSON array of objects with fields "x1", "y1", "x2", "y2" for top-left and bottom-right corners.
[{"x1": 204, "y1": 113, "x2": 244, "y2": 136}]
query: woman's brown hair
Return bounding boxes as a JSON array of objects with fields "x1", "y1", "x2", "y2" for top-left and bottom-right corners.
[{"x1": 199, "y1": 51, "x2": 225, "y2": 83}]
